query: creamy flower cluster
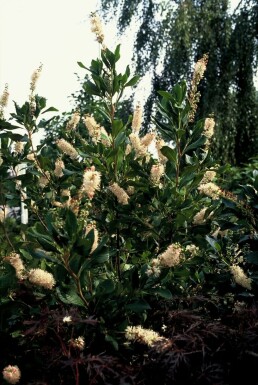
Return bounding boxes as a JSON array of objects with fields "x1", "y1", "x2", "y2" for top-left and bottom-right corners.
[
  {"x1": 150, "y1": 163, "x2": 165, "y2": 185},
  {"x1": 80, "y1": 166, "x2": 101, "y2": 199},
  {"x1": 132, "y1": 103, "x2": 143, "y2": 133},
  {"x1": 14, "y1": 141, "x2": 24, "y2": 154},
  {"x1": 63, "y1": 315, "x2": 72, "y2": 323},
  {"x1": 203, "y1": 117, "x2": 216, "y2": 151},
  {"x1": 83, "y1": 115, "x2": 110, "y2": 146},
  {"x1": 155, "y1": 138, "x2": 168, "y2": 164},
  {"x1": 4, "y1": 253, "x2": 25, "y2": 280},
  {"x1": 0, "y1": 207, "x2": 4, "y2": 222},
  {"x1": 0, "y1": 83, "x2": 9, "y2": 119},
  {"x1": 146, "y1": 258, "x2": 161, "y2": 278},
  {"x1": 30, "y1": 64, "x2": 43, "y2": 94},
  {"x1": 109, "y1": 182, "x2": 129, "y2": 205},
  {"x1": 70, "y1": 336, "x2": 85, "y2": 350},
  {"x1": 194, "y1": 55, "x2": 208, "y2": 80},
  {"x1": 147, "y1": 243, "x2": 183, "y2": 277},
  {"x1": 185, "y1": 244, "x2": 200, "y2": 257},
  {"x1": 2, "y1": 365, "x2": 21, "y2": 384},
  {"x1": 125, "y1": 144, "x2": 132, "y2": 156},
  {"x1": 54, "y1": 159, "x2": 65, "y2": 178},
  {"x1": 85, "y1": 223, "x2": 99, "y2": 254},
  {"x1": 126, "y1": 185, "x2": 135, "y2": 195},
  {"x1": 29, "y1": 64, "x2": 43, "y2": 115},
  {"x1": 203, "y1": 118, "x2": 215, "y2": 139},
  {"x1": 38, "y1": 171, "x2": 50, "y2": 188},
  {"x1": 128, "y1": 131, "x2": 155, "y2": 161},
  {"x1": 90, "y1": 13, "x2": 105, "y2": 45},
  {"x1": 56, "y1": 139, "x2": 78, "y2": 160},
  {"x1": 129, "y1": 133, "x2": 148, "y2": 159},
  {"x1": 198, "y1": 182, "x2": 222, "y2": 200},
  {"x1": 230, "y1": 265, "x2": 252, "y2": 290},
  {"x1": 53, "y1": 189, "x2": 71, "y2": 208},
  {"x1": 52, "y1": 201, "x2": 63, "y2": 208},
  {"x1": 27, "y1": 153, "x2": 36, "y2": 162},
  {"x1": 69, "y1": 197, "x2": 80, "y2": 216},
  {"x1": 188, "y1": 54, "x2": 208, "y2": 122},
  {"x1": 201, "y1": 170, "x2": 216, "y2": 184},
  {"x1": 193, "y1": 207, "x2": 213, "y2": 225},
  {"x1": 125, "y1": 325, "x2": 163, "y2": 347},
  {"x1": 0, "y1": 84, "x2": 9, "y2": 109},
  {"x1": 66, "y1": 111, "x2": 80, "y2": 131},
  {"x1": 233, "y1": 300, "x2": 246, "y2": 313},
  {"x1": 28, "y1": 268, "x2": 56, "y2": 290},
  {"x1": 4, "y1": 253, "x2": 56, "y2": 290},
  {"x1": 125, "y1": 103, "x2": 153, "y2": 161},
  {"x1": 158, "y1": 243, "x2": 183, "y2": 267},
  {"x1": 83, "y1": 115, "x2": 101, "y2": 143},
  {"x1": 140, "y1": 132, "x2": 156, "y2": 147}
]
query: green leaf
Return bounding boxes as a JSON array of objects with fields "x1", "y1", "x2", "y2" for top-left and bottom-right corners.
[
  {"x1": 35, "y1": 95, "x2": 47, "y2": 113},
  {"x1": 69, "y1": 253, "x2": 85, "y2": 275},
  {"x1": 112, "y1": 76, "x2": 120, "y2": 94},
  {"x1": 0, "y1": 120, "x2": 21, "y2": 130},
  {"x1": 114, "y1": 131, "x2": 126, "y2": 147},
  {"x1": 205, "y1": 235, "x2": 221, "y2": 252},
  {"x1": 114, "y1": 44, "x2": 121, "y2": 62},
  {"x1": 172, "y1": 81, "x2": 187, "y2": 105},
  {"x1": 158, "y1": 90, "x2": 173, "y2": 100},
  {"x1": 222, "y1": 197, "x2": 237, "y2": 209},
  {"x1": 42, "y1": 107, "x2": 59, "y2": 114},
  {"x1": 125, "y1": 75, "x2": 140, "y2": 87},
  {"x1": 56, "y1": 288, "x2": 85, "y2": 307},
  {"x1": 19, "y1": 248, "x2": 32, "y2": 261},
  {"x1": 83, "y1": 81, "x2": 101, "y2": 96},
  {"x1": 65, "y1": 210, "x2": 78, "y2": 239},
  {"x1": 125, "y1": 299, "x2": 151, "y2": 312},
  {"x1": 76, "y1": 229, "x2": 95, "y2": 255},
  {"x1": 62, "y1": 168, "x2": 76, "y2": 176},
  {"x1": 160, "y1": 145, "x2": 177, "y2": 162},
  {"x1": 185, "y1": 136, "x2": 206, "y2": 152},
  {"x1": 154, "y1": 116, "x2": 176, "y2": 142},
  {"x1": 177, "y1": 129, "x2": 186, "y2": 140},
  {"x1": 0, "y1": 270, "x2": 17, "y2": 293},
  {"x1": 185, "y1": 154, "x2": 193, "y2": 164},
  {"x1": 246, "y1": 251, "x2": 258, "y2": 265},
  {"x1": 191, "y1": 119, "x2": 205, "y2": 140},
  {"x1": 28, "y1": 224, "x2": 59, "y2": 252},
  {"x1": 91, "y1": 248, "x2": 110, "y2": 264},
  {"x1": 90, "y1": 59, "x2": 103, "y2": 75},
  {"x1": 101, "y1": 47, "x2": 117, "y2": 68},
  {"x1": 125, "y1": 65, "x2": 130, "y2": 78},
  {"x1": 112, "y1": 119, "x2": 124, "y2": 136},
  {"x1": 179, "y1": 166, "x2": 199, "y2": 188},
  {"x1": 0, "y1": 132, "x2": 25, "y2": 141},
  {"x1": 96, "y1": 279, "x2": 116, "y2": 295},
  {"x1": 29, "y1": 248, "x2": 60, "y2": 264},
  {"x1": 241, "y1": 184, "x2": 257, "y2": 199},
  {"x1": 105, "y1": 334, "x2": 119, "y2": 351},
  {"x1": 37, "y1": 237, "x2": 59, "y2": 252},
  {"x1": 77, "y1": 61, "x2": 88, "y2": 69},
  {"x1": 155, "y1": 288, "x2": 172, "y2": 299},
  {"x1": 254, "y1": 175, "x2": 258, "y2": 191}
]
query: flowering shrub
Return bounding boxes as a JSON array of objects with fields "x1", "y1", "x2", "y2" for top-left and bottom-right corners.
[{"x1": 0, "y1": 13, "x2": 257, "y2": 385}]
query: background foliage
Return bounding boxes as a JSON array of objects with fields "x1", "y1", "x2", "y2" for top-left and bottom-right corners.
[{"x1": 99, "y1": 0, "x2": 258, "y2": 165}]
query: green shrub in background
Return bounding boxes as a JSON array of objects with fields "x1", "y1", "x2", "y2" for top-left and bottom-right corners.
[{"x1": 0, "y1": 14, "x2": 257, "y2": 385}]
